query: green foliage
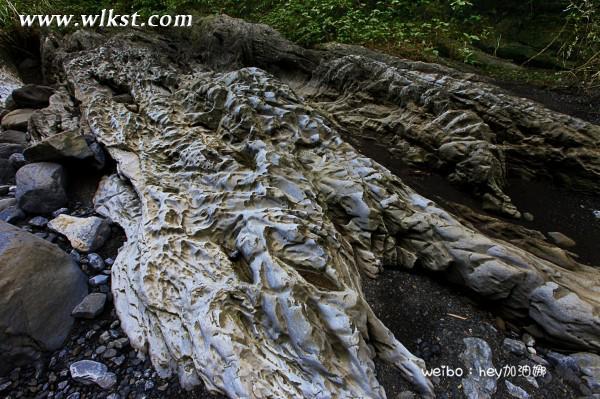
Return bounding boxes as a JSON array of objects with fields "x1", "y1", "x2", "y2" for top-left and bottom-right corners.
[
  {"x1": 560, "y1": 0, "x2": 600, "y2": 87},
  {"x1": 0, "y1": 0, "x2": 598, "y2": 87}
]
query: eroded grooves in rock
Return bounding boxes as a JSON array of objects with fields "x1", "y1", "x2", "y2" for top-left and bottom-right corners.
[
  {"x1": 302, "y1": 52, "x2": 600, "y2": 218},
  {"x1": 42, "y1": 21, "x2": 600, "y2": 398}
]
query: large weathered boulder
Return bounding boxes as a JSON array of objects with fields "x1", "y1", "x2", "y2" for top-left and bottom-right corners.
[
  {"x1": 15, "y1": 162, "x2": 68, "y2": 213},
  {"x1": 0, "y1": 109, "x2": 34, "y2": 131},
  {"x1": 11, "y1": 84, "x2": 54, "y2": 109},
  {"x1": 24, "y1": 129, "x2": 94, "y2": 162},
  {"x1": 0, "y1": 221, "x2": 88, "y2": 374},
  {"x1": 0, "y1": 130, "x2": 27, "y2": 145},
  {"x1": 48, "y1": 214, "x2": 111, "y2": 252}
]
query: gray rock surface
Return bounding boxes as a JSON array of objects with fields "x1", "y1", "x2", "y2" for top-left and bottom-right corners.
[
  {"x1": 547, "y1": 231, "x2": 577, "y2": 248},
  {"x1": 505, "y1": 380, "x2": 530, "y2": 399},
  {"x1": 0, "y1": 143, "x2": 23, "y2": 159},
  {"x1": 0, "y1": 130, "x2": 27, "y2": 145},
  {"x1": 69, "y1": 360, "x2": 116, "y2": 389},
  {"x1": 8, "y1": 152, "x2": 26, "y2": 169},
  {"x1": 48, "y1": 215, "x2": 111, "y2": 252},
  {"x1": 28, "y1": 88, "x2": 79, "y2": 140},
  {"x1": 460, "y1": 338, "x2": 496, "y2": 399},
  {"x1": 502, "y1": 338, "x2": 527, "y2": 356},
  {"x1": 0, "y1": 198, "x2": 16, "y2": 212},
  {"x1": 37, "y1": 16, "x2": 600, "y2": 399},
  {"x1": 24, "y1": 130, "x2": 95, "y2": 162},
  {"x1": 11, "y1": 84, "x2": 54, "y2": 109},
  {"x1": 0, "y1": 206, "x2": 24, "y2": 224},
  {"x1": 570, "y1": 352, "x2": 600, "y2": 394},
  {"x1": 15, "y1": 162, "x2": 68, "y2": 213},
  {"x1": 86, "y1": 252, "x2": 105, "y2": 271},
  {"x1": 0, "y1": 60, "x2": 22, "y2": 104},
  {"x1": 71, "y1": 293, "x2": 107, "y2": 319},
  {"x1": 0, "y1": 221, "x2": 88, "y2": 374},
  {"x1": 0, "y1": 109, "x2": 34, "y2": 131}
]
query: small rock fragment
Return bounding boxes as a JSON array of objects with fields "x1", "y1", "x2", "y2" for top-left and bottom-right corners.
[
  {"x1": 72, "y1": 293, "x2": 107, "y2": 319},
  {"x1": 89, "y1": 275, "x2": 109, "y2": 286},
  {"x1": 28, "y1": 216, "x2": 49, "y2": 227},
  {"x1": 504, "y1": 380, "x2": 530, "y2": 399},
  {"x1": 460, "y1": 337, "x2": 497, "y2": 399},
  {"x1": 0, "y1": 109, "x2": 34, "y2": 131},
  {"x1": 87, "y1": 253, "x2": 105, "y2": 272},
  {"x1": 48, "y1": 215, "x2": 111, "y2": 252},
  {"x1": 547, "y1": 232, "x2": 576, "y2": 248},
  {"x1": 69, "y1": 360, "x2": 116, "y2": 389},
  {"x1": 502, "y1": 338, "x2": 527, "y2": 356}
]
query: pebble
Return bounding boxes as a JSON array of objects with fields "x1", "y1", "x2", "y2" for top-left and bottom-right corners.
[
  {"x1": 69, "y1": 360, "x2": 117, "y2": 389},
  {"x1": 505, "y1": 380, "x2": 530, "y2": 399},
  {"x1": 28, "y1": 216, "x2": 49, "y2": 227},
  {"x1": 502, "y1": 338, "x2": 527, "y2": 356},
  {"x1": 52, "y1": 208, "x2": 69, "y2": 218},
  {"x1": 71, "y1": 293, "x2": 107, "y2": 319},
  {"x1": 87, "y1": 253, "x2": 105, "y2": 272},
  {"x1": 112, "y1": 355, "x2": 126, "y2": 367},
  {"x1": 103, "y1": 348, "x2": 118, "y2": 359},
  {"x1": 522, "y1": 333, "x2": 535, "y2": 347},
  {"x1": 99, "y1": 331, "x2": 111, "y2": 344},
  {"x1": 89, "y1": 274, "x2": 109, "y2": 286}
]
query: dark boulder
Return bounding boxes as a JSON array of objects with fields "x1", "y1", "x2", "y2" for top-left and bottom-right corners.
[
  {"x1": 11, "y1": 85, "x2": 54, "y2": 109},
  {"x1": 15, "y1": 162, "x2": 68, "y2": 214},
  {"x1": 0, "y1": 130, "x2": 27, "y2": 145},
  {"x1": 0, "y1": 109, "x2": 34, "y2": 132},
  {"x1": 0, "y1": 221, "x2": 88, "y2": 375}
]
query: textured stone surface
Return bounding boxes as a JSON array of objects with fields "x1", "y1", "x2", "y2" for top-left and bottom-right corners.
[
  {"x1": 15, "y1": 162, "x2": 68, "y2": 214},
  {"x1": 0, "y1": 109, "x2": 34, "y2": 131},
  {"x1": 502, "y1": 338, "x2": 527, "y2": 356},
  {"x1": 0, "y1": 221, "x2": 88, "y2": 374},
  {"x1": 24, "y1": 130, "x2": 94, "y2": 162},
  {"x1": 69, "y1": 360, "x2": 117, "y2": 389},
  {"x1": 0, "y1": 59, "x2": 21, "y2": 104},
  {"x1": 40, "y1": 17, "x2": 600, "y2": 399},
  {"x1": 71, "y1": 293, "x2": 107, "y2": 319},
  {"x1": 460, "y1": 338, "x2": 497, "y2": 399},
  {"x1": 28, "y1": 88, "x2": 80, "y2": 141},
  {"x1": 303, "y1": 46, "x2": 600, "y2": 218},
  {"x1": 48, "y1": 215, "x2": 111, "y2": 252}
]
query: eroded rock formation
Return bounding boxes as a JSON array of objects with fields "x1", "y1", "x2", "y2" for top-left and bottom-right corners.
[{"x1": 33, "y1": 16, "x2": 600, "y2": 398}]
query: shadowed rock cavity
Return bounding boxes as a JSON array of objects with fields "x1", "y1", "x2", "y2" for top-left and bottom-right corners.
[{"x1": 37, "y1": 16, "x2": 600, "y2": 399}]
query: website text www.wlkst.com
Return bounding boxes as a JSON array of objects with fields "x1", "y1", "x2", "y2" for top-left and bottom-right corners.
[{"x1": 19, "y1": 9, "x2": 192, "y2": 28}]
